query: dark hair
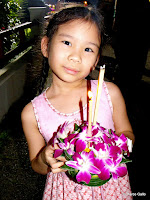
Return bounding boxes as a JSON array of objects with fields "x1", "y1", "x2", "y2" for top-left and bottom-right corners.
[{"x1": 39, "y1": 4, "x2": 104, "y2": 94}]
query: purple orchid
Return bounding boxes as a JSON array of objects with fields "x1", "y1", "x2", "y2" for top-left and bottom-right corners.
[
  {"x1": 93, "y1": 143, "x2": 122, "y2": 179},
  {"x1": 90, "y1": 125, "x2": 105, "y2": 144},
  {"x1": 75, "y1": 123, "x2": 106, "y2": 150},
  {"x1": 90, "y1": 124, "x2": 116, "y2": 146},
  {"x1": 66, "y1": 151, "x2": 100, "y2": 184},
  {"x1": 54, "y1": 138, "x2": 75, "y2": 158},
  {"x1": 52, "y1": 120, "x2": 131, "y2": 186},
  {"x1": 112, "y1": 133, "x2": 128, "y2": 151},
  {"x1": 93, "y1": 143, "x2": 122, "y2": 161},
  {"x1": 57, "y1": 122, "x2": 70, "y2": 139},
  {"x1": 102, "y1": 133, "x2": 114, "y2": 146},
  {"x1": 95, "y1": 155, "x2": 127, "y2": 181},
  {"x1": 92, "y1": 143, "x2": 110, "y2": 161},
  {"x1": 74, "y1": 126, "x2": 90, "y2": 152}
]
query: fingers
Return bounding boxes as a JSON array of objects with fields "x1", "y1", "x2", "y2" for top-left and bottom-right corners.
[
  {"x1": 54, "y1": 143, "x2": 60, "y2": 149},
  {"x1": 56, "y1": 156, "x2": 67, "y2": 162},
  {"x1": 50, "y1": 157, "x2": 67, "y2": 173},
  {"x1": 44, "y1": 146, "x2": 54, "y2": 162},
  {"x1": 49, "y1": 155, "x2": 67, "y2": 173},
  {"x1": 50, "y1": 160, "x2": 66, "y2": 173},
  {"x1": 51, "y1": 160, "x2": 64, "y2": 168},
  {"x1": 48, "y1": 144, "x2": 66, "y2": 162},
  {"x1": 49, "y1": 145, "x2": 55, "y2": 150},
  {"x1": 45, "y1": 145, "x2": 67, "y2": 173}
]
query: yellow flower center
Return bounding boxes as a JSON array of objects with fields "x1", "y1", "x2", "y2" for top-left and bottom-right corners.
[{"x1": 84, "y1": 148, "x2": 91, "y2": 152}]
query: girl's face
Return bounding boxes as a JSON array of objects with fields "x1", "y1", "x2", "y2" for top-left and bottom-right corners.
[{"x1": 43, "y1": 19, "x2": 101, "y2": 84}]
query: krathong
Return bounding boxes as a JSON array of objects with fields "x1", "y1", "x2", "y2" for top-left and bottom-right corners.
[
  {"x1": 52, "y1": 121, "x2": 131, "y2": 186},
  {"x1": 52, "y1": 65, "x2": 132, "y2": 186}
]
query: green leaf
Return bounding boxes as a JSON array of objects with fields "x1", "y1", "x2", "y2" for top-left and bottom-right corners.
[
  {"x1": 68, "y1": 169, "x2": 78, "y2": 178},
  {"x1": 120, "y1": 157, "x2": 132, "y2": 164},
  {"x1": 81, "y1": 175, "x2": 111, "y2": 187},
  {"x1": 61, "y1": 168, "x2": 111, "y2": 187},
  {"x1": 61, "y1": 152, "x2": 65, "y2": 157},
  {"x1": 108, "y1": 129, "x2": 112, "y2": 134},
  {"x1": 74, "y1": 123, "x2": 79, "y2": 131},
  {"x1": 64, "y1": 150, "x2": 73, "y2": 161},
  {"x1": 61, "y1": 165, "x2": 78, "y2": 178},
  {"x1": 59, "y1": 138, "x2": 64, "y2": 143},
  {"x1": 61, "y1": 164, "x2": 75, "y2": 171}
]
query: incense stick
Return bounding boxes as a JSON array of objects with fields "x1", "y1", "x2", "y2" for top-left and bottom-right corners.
[{"x1": 93, "y1": 65, "x2": 105, "y2": 125}]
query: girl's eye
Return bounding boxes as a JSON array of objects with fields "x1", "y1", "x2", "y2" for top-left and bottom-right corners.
[
  {"x1": 85, "y1": 48, "x2": 93, "y2": 52},
  {"x1": 63, "y1": 41, "x2": 71, "y2": 46}
]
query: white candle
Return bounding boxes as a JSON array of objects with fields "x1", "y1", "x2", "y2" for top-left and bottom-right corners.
[{"x1": 93, "y1": 65, "x2": 105, "y2": 125}]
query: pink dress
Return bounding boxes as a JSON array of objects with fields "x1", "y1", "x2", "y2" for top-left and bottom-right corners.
[{"x1": 32, "y1": 80, "x2": 132, "y2": 200}]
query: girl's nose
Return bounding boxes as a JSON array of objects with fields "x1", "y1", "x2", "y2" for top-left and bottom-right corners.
[{"x1": 68, "y1": 50, "x2": 82, "y2": 63}]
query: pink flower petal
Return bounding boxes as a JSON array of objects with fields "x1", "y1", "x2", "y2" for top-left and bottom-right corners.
[
  {"x1": 95, "y1": 143, "x2": 105, "y2": 151},
  {"x1": 67, "y1": 148, "x2": 74, "y2": 155},
  {"x1": 94, "y1": 158, "x2": 105, "y2": 170},
  {"x1": 98, "y1": 167, "x2": 110, "y2": 180},
  {"x1": 121, "y1": 143, "x2": 128, "y2": 151},
  {"x1": 68, "y1": 134, "x2": 77, "y2": 141},
  {"x1": 111, "y1": 172, "x2": 118, "y2": 181},
  {"x1": 87, "y1": 151, "x2": 95, "y2": 162},
  {"x1": 66, "y1": 161, "x2": 80, "y2": 170},
  {"x1": 120, "y1": 134, "x2": 127, "y2": 142},
  {"x1": 72, "y1": 152, "x2": 81, "y2": 161},
  {"x1": 114, "y1": 155, "x2": 122, "y2": 165},
  {"x1": 54, "y1": 149, "x2": 63, "y2": 158},
  {"x1": 109, "y1": 146, "x2": 122, "y2": 159},
  {"x1": 105, "y1": 158, "x2": 113, "y2": 166},
  {"x1": 59, "y1": 143, "x2": 66, "y2": 149},
  {"x1": 76, "y1": 170, "x2": 91, "y2": 184},
  {"x1": 116, "y1": 166, "x2": 127, "y2": 177},
  {"x1": 88, "y1": 165, "x2": 100, "y2": 175},
  {"x1": 103, "y1": 134, "x2": 112, "y2": 144},
  {"x1": 76, "y1": 139, "x2": 86, "y2": 152}
]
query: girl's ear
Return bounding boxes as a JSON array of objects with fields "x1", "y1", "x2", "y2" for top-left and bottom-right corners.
[
  {"x1": 41, "y1": 36, "x2": 49, "y2": 58},
  {"x1": 92, "y1": 54, "x2": 100, "y2": 70}
]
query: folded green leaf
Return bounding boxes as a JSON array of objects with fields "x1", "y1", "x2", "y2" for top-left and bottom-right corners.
[
  {"x1": 120, "y1": 157, "x2": 132, "y2": 164},
  {"x1": 61, "y1": 164, "x2": 75, "y2": 171},
  {"x1": 64, "y1": 150, "x2": 73, "y2": 161},
  {"x1": 81, "y1": 175, "x2": 111, "y2": 187}
]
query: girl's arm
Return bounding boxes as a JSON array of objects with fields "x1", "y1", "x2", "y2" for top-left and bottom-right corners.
[
  {"x1": 106, "y1": 82, "x2": 135, "y2": 144},
  {"x1": 21, "y1": 103, "x2": 66, "y2": 175}
]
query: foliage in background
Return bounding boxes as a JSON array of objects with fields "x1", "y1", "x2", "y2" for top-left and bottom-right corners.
[
  {"x1": 0, "y1": 0, "x2": 29, "y2": 54},
  {"x1": 0, "y1": 0, "x2": 22, "y2": 30},
  {"x1": 3, "y1": 32, "x2": 20, "y2": 53}
]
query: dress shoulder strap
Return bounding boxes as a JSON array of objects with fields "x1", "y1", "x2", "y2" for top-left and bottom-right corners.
[
  {"x1": 31, "y1": 94, "x2": 43, "y2": 135},
  {"x1": 103, "y1": 82, "x2": 113, "y2": 114},
  {"x1": 31, "y1": 92, "x2": 52, "y2": 142}
]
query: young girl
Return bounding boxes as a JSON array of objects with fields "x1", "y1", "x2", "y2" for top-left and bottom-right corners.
[{"x1": 22, "y1": 4, "x2": 135, "y2": 200}]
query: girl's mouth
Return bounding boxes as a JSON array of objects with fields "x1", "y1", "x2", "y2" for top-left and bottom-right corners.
[{"x1": 64, "y1": 66, "x2": 79, "y2": 75}]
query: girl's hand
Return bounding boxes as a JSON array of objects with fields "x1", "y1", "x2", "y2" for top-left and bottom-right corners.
[{"x1": 41, "y1": 144, "x2": 67, "y2": 173}]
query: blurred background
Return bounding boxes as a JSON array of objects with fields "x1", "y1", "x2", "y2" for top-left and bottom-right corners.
[{"x1": 0, "y1": 0, "x2": 150, "y2": 199}]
